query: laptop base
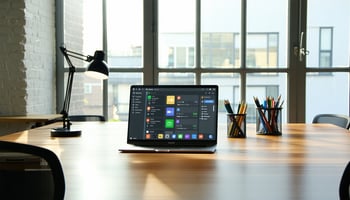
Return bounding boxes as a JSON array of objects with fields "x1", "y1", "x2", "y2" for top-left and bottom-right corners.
[{"x1": 118, "y1": 145, "x2": 216, "y2": 153}]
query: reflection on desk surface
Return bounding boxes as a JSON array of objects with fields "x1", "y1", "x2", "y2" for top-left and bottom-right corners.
[{"x1": 0, "y1": 122, "x2": 349, "y2": 200}]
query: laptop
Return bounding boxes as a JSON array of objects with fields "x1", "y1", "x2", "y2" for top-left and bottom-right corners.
[{"x1": 118, "y1": 85, "x2": 218, "y2": 153}]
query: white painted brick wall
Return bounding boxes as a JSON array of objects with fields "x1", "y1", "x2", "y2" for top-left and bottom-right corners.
[
  {"x1": 24, "y1": 0, "x2": 55, "y2": 114},
  {"x1": 0, "y1": 0, "x2": 55, "y2": 135}
]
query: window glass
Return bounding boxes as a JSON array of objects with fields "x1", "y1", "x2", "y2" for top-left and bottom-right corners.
[
  {"x1": 247, "y1": 0, "x2": 287, "y2": 69},
  {"x1": 306, "y1": 72, "x2": 349, "y2": 122},
  {"x1": 246, "y1": 33, "x2": 279, "y2": 68},
  {"x1": 158, "y1": 73, "x2": 195, "y2": 85},
  {"x1": 158, "y1": 0, "x2": 196, "y2": 69},
  {"x1": 63, "y1": 0, "x2": 103, "y2": 115},
  {"x1": 201, "y1": 0, "x2": 241, "y2": 69},
  {"x1": 61, "y1": 1, "x2": 350, "y2": 123},
  {"x1": 201, "y1": 33, "x2": 240, "y2": 68},
  {"x1": 307, "y1": 1, "x2": 350, "y2": 68},
  {"x1": 306, "y1": 0, "x2": 350, "y2": 122},
  {"x1": 64, "y1": 0, "x2": 102, "y2": 68},
  {"x1": 106, "y1": 0, "x2": 143, "y2": 68},
  {"x1": 108, "y1": 73, "x2": 143, "y2": 121},
  {"x1": 320, "y1": 28, "x2": 332, "y2": 50},
  {"x1": 64, "y1": 73, "x2": 104, "y2": 115}
]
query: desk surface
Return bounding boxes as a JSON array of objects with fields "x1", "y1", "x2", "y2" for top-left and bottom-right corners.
[
  {"x1": 0, "y1": 114, "x2": 62, "y2": 123},
  {"x1": 0, "y1": 122, "x2": 349, "y2": 200}
]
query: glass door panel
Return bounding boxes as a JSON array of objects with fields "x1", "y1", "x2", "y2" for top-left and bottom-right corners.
[{"x1": 305, "y1": 0, "x2": 350, "y2": 122}]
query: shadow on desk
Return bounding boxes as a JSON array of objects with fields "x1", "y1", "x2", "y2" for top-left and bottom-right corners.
[{"x1": 123, "y1": 154, "x2": 218, "y2": 199}]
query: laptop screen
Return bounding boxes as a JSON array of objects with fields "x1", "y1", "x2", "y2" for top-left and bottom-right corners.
[{"x1": 127, "y1": 85, "x2": 218, "y2": 147}]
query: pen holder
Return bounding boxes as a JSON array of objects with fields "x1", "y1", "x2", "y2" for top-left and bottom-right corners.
[
  {"x1": 227, "y1": 113, "x2": 246, "y2": 138},
  {"x1": 256, "y1": 107, "x2": 282, "y2": 135}
]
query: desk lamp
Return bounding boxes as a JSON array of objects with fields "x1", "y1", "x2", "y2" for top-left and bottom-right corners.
[{"x1": 51, "y1": 46, "x2": 109, "y2": 137}]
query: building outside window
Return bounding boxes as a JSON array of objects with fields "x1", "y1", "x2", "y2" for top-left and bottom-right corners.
[
  {"x1": 319, "y1": 27, "x2": 333, "y2": 70},
  {"x1": 59, "y1": 0, "x2": 350, "y2": 123}
]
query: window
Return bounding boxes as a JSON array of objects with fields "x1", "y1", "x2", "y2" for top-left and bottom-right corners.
[
  {"x1": 202, "y1": 33, "x2": 239, "y2": 68},
  {"x1": 58, "y1": 0, "x2": 350, "y2": 122},
  {"x1": 305, "y1": 0, "x2": 349, "y2": 122},
  {"x1": 247, "y1": 33, "x2": 279, "y2": 68},
  {"x1": 158, "y1": 0, "x2": 196, "y2": 70},
  {"x1": 163, "y1": 46, "x2": 195, "y2": 68},
  {"x1": 319, "y1": 27, "x2": 333, "y2": 68},
  {"x1": 104, "y1": 0, "x2": 144, "y2": 120}
]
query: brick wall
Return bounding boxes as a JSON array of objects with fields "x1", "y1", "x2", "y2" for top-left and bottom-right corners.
[
  {"x1": 0, "y1": 0, "x2": 27, "y2": 115},
  {"x1": 24, "y1": 0, "x2": 55, "y2": 114},
  {"x1": 0, "y1": 0, "x2": 55, "y2": 135},
  {"x1": 64, "y1": 0, "x2": 84, "y2": 115}
]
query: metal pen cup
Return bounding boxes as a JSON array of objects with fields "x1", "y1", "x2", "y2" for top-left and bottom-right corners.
[
  {"x1": 256, "y1": 107, "x2": 282, "y2": 135},
  {"x1": 227, "y1": 113, "x2": 246, "y2": 138}
]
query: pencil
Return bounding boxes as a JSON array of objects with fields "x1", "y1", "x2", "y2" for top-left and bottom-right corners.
[{"x1": 224, "y1": 100, "x2": 234, "y2": 114}]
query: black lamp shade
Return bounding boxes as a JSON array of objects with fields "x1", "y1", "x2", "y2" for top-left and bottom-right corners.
[{"x1": 85, "y1": 51, "x2": 109, "y2": 80}]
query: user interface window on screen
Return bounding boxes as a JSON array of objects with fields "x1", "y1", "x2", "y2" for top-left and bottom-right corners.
[{"x1": 129, "y1": 87, "x2": 217, "y2": 140}]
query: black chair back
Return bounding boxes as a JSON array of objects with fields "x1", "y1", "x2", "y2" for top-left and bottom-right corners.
[
  {"x1": 340, "y1": 161, "x2": 350, "y2": 200},
  {"x1": 0, "y1": 141, "x2": 65, "y2": 200}
]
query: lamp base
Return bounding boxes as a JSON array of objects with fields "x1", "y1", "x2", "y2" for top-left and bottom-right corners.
[{"x1": 51, "y1": 127, "x2": 81, "y2": 137}]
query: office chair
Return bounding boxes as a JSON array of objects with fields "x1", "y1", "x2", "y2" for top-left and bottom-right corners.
[
  {"x1": 0, "y1": 141, "x2": 65, "y2": 200},
  {"x1": 312, "y1": 114, "x2": 350, "y2": 129},
  {"x1": 339, "y1": 161, "x2": 350, "y2": 200},
  {"x1": 68, "y1": 115, "x2": 106, "y2": 122}
]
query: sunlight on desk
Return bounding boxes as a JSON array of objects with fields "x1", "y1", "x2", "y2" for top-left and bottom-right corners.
[
  {"x1": 10, "y1": 130, "x2": 29, "y2": 143},
  {"x1": 143, "y1": 173, "x2": 178, "y2": 198},
  {"x1": 0, "y1": 122, "x2": 349, "y2": 200}
]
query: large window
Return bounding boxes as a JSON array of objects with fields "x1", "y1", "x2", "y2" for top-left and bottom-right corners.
[{"x1": 59, "y1": 0, "x2": 350, "y2": 123}]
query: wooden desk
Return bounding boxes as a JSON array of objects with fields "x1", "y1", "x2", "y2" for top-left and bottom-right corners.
[
  {"x1": 0, "y1": 114, "x2": 62, "y2": 123},
  {"x1": 0, "y1": 114, "x2": 62, "y2": 130},
  {"x1": 0, "y1": 122, "x2": 350, "y2": 200}
]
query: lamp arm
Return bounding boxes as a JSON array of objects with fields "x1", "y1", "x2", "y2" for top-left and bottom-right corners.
[
  {"x1": 64, "y1": 47, "x2": 94, "y2": 62},
  {"x1": 59, "y1": 46, "x2": 77, "y2": 130}
]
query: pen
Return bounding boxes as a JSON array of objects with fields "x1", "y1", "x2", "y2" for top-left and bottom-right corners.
[
  {"x1": 275, "y1": 94, "x2": 281, "y2": 108},
  {"x1": 254, "y1": 96, "x2": 273, "y2": 132}
]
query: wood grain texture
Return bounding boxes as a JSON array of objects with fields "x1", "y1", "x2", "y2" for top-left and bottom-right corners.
[
  {"x1": 0, "y1": 114, "x2": 62, "y2": 123},
  {"x1": 1, "y1": 122, "x2": 349, "y2": 200}
]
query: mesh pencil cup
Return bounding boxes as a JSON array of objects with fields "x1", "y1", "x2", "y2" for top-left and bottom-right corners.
[
  {"x1": 227, "y1": 113, "x2": 246, "y2": 138},
  {"x1": 256, "y1": 107, "x2": 282, "y2": 135}
]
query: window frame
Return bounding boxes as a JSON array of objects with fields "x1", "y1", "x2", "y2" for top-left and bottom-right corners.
[{"x1": 56, "y1": 0, "x2": 350, "y2": 122}]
